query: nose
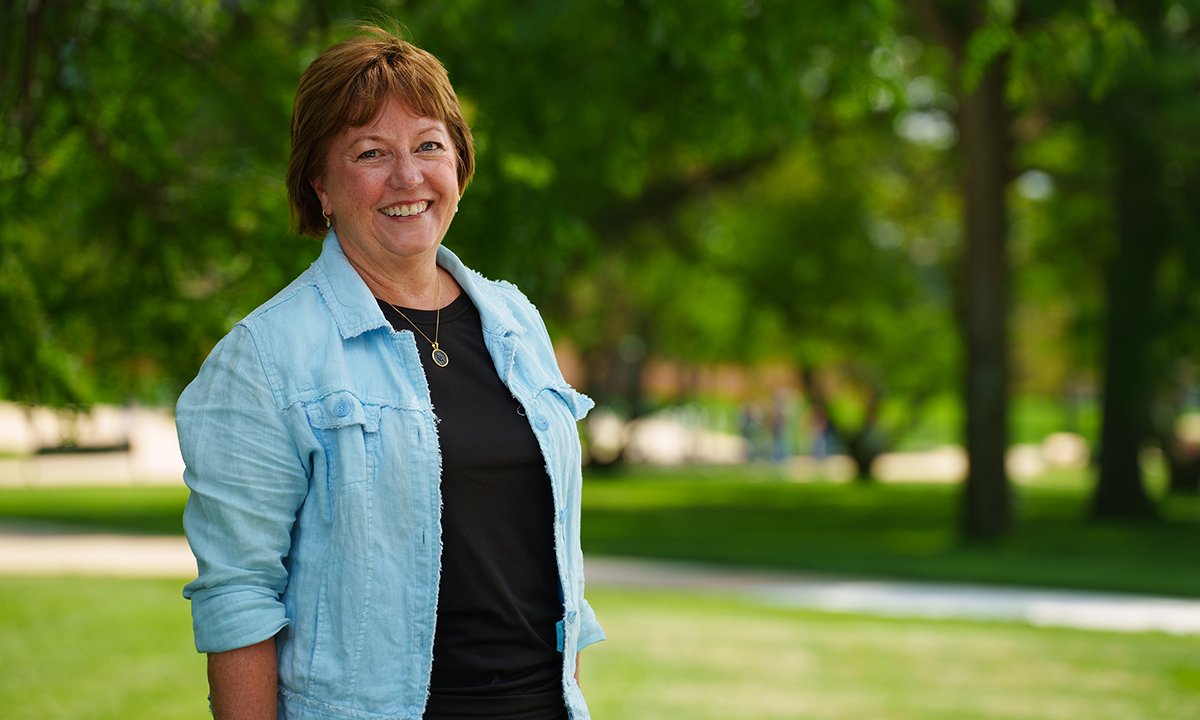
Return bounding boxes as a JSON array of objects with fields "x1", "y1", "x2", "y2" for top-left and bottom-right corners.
[{"x1": 389, "y1": 153, "x2": 422, "y2": 189}]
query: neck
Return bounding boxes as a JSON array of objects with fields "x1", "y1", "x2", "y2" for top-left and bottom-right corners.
[{"x1": 341, "y1": 245, "x2": 453, "y2": 310}]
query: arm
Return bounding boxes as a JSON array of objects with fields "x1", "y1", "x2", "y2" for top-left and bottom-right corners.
[
  {"x1": 180, "y1": 326, "x2": 307, "y2": 649},
  {"x1": 208, "y1": 637, "x2": 278, "y2": 720}
]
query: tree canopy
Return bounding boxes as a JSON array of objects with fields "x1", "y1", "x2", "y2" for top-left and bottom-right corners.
[{"x1": 5, "y1": 0, "x2": 1199, "y2": 533}]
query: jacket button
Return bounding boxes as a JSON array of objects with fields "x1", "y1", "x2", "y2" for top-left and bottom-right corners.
[
  {"x1": 334, "y1": 400, "x2": 351, "y2": 417},
  {"x1": 536, "y1": 416, "x2": 550, "y2": 431}
]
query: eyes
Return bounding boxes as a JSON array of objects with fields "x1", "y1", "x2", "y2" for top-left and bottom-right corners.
[{"x1": 356, "y1": 141, "x2": 445, "y2": 161}]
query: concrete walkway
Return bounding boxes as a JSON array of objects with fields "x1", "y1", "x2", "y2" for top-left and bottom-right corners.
[
  {"x1": 585, "y1": 557, "x2": 1200, "y2": 635},
  {"x1": 0, "y1": 523, "x2": 196, "y2": 578},
  {"x1": 3, "y1": 525, "x2": 1199, "y2": 636}
]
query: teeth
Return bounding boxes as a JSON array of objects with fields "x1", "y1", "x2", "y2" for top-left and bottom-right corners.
[{"x1": 381, "y1": 201, "x2": 430, "y2": 217}]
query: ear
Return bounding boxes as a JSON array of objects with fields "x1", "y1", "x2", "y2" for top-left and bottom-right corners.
[{"x1": 310, "y1": 177, "x2": 330, "y2": 215}]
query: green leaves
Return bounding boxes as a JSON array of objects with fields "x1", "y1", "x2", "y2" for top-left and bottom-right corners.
[
  {"x1": 5, "y1": 0, "x2": 1191, "y2": 466},
  {"x1": 962, "y1": 18, "x2": 1016, "y2": 93}
]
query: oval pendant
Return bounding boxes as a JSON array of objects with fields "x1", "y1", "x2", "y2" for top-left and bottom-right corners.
[{"x1": 431, "y1": 347, "x2": 449, "y2": 368}]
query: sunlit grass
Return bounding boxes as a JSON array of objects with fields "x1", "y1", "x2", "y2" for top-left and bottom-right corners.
[
  {"x1": 584, "y1": 588, "x2": 1200, "y2": 720},
  {"x1": 1, "y1": 577, "x2": 1196, "y2": 720},
  {"x1": 0, "y1": 576, "x2": 206, "y2": 720}
]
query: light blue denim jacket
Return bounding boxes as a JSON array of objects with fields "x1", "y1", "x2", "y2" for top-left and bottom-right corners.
[{"x1": 179, "y1": 233, "x2": 604, "y2": 720}]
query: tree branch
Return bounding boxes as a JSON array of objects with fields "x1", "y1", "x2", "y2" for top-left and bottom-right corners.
[
  {"x1": 910, "y1": 0, "x2": 964, "y2": 60},
  {"x1": 586, "y1": 147, "x2": 782, "y2": 243}
]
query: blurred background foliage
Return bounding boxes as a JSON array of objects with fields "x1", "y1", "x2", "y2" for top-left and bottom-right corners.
[{"x1": 3, "y1": 0, "x2": 1200, "y2": 538}]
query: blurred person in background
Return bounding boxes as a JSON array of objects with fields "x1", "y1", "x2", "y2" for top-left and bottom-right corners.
[{"x1": 178, "y1": 24, "x2": 603, "y2": 720}]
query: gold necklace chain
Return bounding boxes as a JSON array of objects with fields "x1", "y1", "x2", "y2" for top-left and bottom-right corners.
[{"x1": 385, "y1": 272, "x2": 449, "y2": 368}]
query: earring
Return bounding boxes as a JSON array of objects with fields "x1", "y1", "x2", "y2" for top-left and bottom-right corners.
[{"x1": 322, "y1": 210, "x2": 331, "y2": 228}]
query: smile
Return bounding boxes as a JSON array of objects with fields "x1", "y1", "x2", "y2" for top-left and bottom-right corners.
[{"x1": 380, "y1": 201, "x2": 430, "y2": 217}]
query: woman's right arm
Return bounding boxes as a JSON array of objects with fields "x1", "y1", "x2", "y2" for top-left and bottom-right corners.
[
  {"x1": 209, "y1": 637, "x2": 279, "y2": 720},
  {"x1": 179, "y1": 325, "x2": 309, "y2": 710}
]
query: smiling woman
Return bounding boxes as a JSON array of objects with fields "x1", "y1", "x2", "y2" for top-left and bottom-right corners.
[
  {"x1": 177, "y1": 23, "x2": 604, "y2": 720},
  {"x1": 310, "y1": 97, "x2": 463, "y2": 309}
]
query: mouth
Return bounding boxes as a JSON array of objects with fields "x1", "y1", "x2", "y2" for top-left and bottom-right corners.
[{"x1": 380, "y1": 200, "x2": 431, "y2": 218}]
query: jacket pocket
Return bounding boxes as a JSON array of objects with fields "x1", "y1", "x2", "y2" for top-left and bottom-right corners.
[{"x1": 303, "y1": 390, "x2": 382, "y2": 488}]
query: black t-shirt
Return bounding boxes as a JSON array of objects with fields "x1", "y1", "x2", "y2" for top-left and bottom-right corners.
[{"x1": 378, "y1": 293, "x2": 567, "y2": 720}]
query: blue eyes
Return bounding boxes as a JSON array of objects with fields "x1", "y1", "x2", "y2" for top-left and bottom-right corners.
[{"x1": 357, "y1": 142, "x2": 442, "y2": 161}]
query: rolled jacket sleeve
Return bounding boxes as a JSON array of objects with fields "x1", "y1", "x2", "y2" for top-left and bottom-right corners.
[
  {"x1": 179, "y1": 324, "x2": 309, "y2": 654},
  {"x1": 577, "y1": 596, "x2": 605, "y2": 651}
]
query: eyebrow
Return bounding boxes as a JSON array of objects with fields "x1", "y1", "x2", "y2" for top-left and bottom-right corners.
[{"x1": 350, "y1": 127, "x2": 447, "y2": 144}]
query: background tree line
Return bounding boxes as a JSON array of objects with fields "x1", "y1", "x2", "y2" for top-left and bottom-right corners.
[{"x1": 3, "y1": 0, "x2": 1198, "y2": 539}]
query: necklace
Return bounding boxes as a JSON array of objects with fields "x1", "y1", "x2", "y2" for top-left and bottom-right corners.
[{"x1": 384, "y1": 272, "x2": 449, "y2": 368}]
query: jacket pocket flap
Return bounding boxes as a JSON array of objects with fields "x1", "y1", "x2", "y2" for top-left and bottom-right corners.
[{"x1": 304, "y1": 391, "x2": 380, "y2": 432}]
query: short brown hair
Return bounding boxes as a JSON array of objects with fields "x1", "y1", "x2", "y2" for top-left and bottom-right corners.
[{"x1": 287, "y1": 25, "x2": 475, "y2": 236}]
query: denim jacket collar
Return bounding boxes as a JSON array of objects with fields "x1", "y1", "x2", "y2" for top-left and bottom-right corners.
[{"x1": 311, "y1": 232, "x2": 525, "y2": 342}]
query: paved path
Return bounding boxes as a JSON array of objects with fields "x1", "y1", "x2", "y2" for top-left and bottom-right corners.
[
  {"x1": 3, "y1": 526, "x2": 1198, "y2": 636},
  {"x1": 0, "y1": 523, "x2": 197, "y2": 578},
  {"x1": 585, "y1": 557, "x2": 1200, "y2": 635}
]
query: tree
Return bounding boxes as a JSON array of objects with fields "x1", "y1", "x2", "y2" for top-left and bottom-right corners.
[
  {"x1": 2, "y1": 1, "x2": 311, "y2": 406},
  {"x1": 912, "y1": 0, "x2": 1015, "y2": 539},
  {"x1": 1086, "y1": 0, "x2": 1200, "y2": 517},
  {"x1": 992, "y1": 0, "x2": 1200, "y2": 515},
  {"x1": 690, "y1": 126, "x2": 959, "y2": 479},
  {"x1": 1, "y1": 0, "x2": 859, "y2": 408},
  {"x1": 1, "y1": 0, "x2": 91, "y2": 408},
  {"x1": 423, "y1": 0, "x2": 908, "y2": 418}
]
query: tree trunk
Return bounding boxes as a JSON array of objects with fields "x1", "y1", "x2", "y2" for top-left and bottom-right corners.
[
  {"x1": 1163, "y1": 434, "x2": 1200, "y2": 496},
  {"x1": 1090, "y1": 131, "x2": 1163, "y2": 519},
  {"x1": 914, "y1": 0, "x2": 1015, "y2": 541},
  {"x1": 846, "y1": 386, "x2": 883, "y2": 482},
  {"x1": 957, "y1": 46, "x2": 1013, "y2": 541}
]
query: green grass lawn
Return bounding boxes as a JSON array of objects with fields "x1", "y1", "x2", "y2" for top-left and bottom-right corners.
[
  {"x1": 585, "y1": 588, "x2": 1200, "y2": 720},
  {"x1": 580, "y1": 467, "x2": 1200, "y2": 597},
  {"x1": 0, "y1": 576, "x2": 207, "y2": 720},
  {"x1": 1, "y1": 467, "x2": 1197, "y2": 596},
  {"x1": 0, "y1": 485, "x2": 188, "y2": 535},
  {"x1": 1, "y1": 576, "x2": 1196, "y2": 720}
]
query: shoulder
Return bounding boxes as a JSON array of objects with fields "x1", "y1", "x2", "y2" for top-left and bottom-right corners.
[
  {"x1": 440, "y1": 247, "x2": 547, "y2": 336},
  {"x1": 238, "y1": 266, "x2": 326, "y2": 332},
  {"x1": 481, "y1": 276, "x2": 539, "y2": 316},
  {"x1": 182, "y1": 265, "x2": 332, "y2": 406}
]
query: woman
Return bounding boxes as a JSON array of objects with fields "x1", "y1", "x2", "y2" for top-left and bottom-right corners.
[{"x1": 179, "y1": 25, "x2": 603, "y2": 720}]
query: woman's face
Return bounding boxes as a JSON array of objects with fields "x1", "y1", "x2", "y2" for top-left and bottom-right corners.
[{"x1": 312, "y1": 97, "x2": 459, "y2": 277}]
